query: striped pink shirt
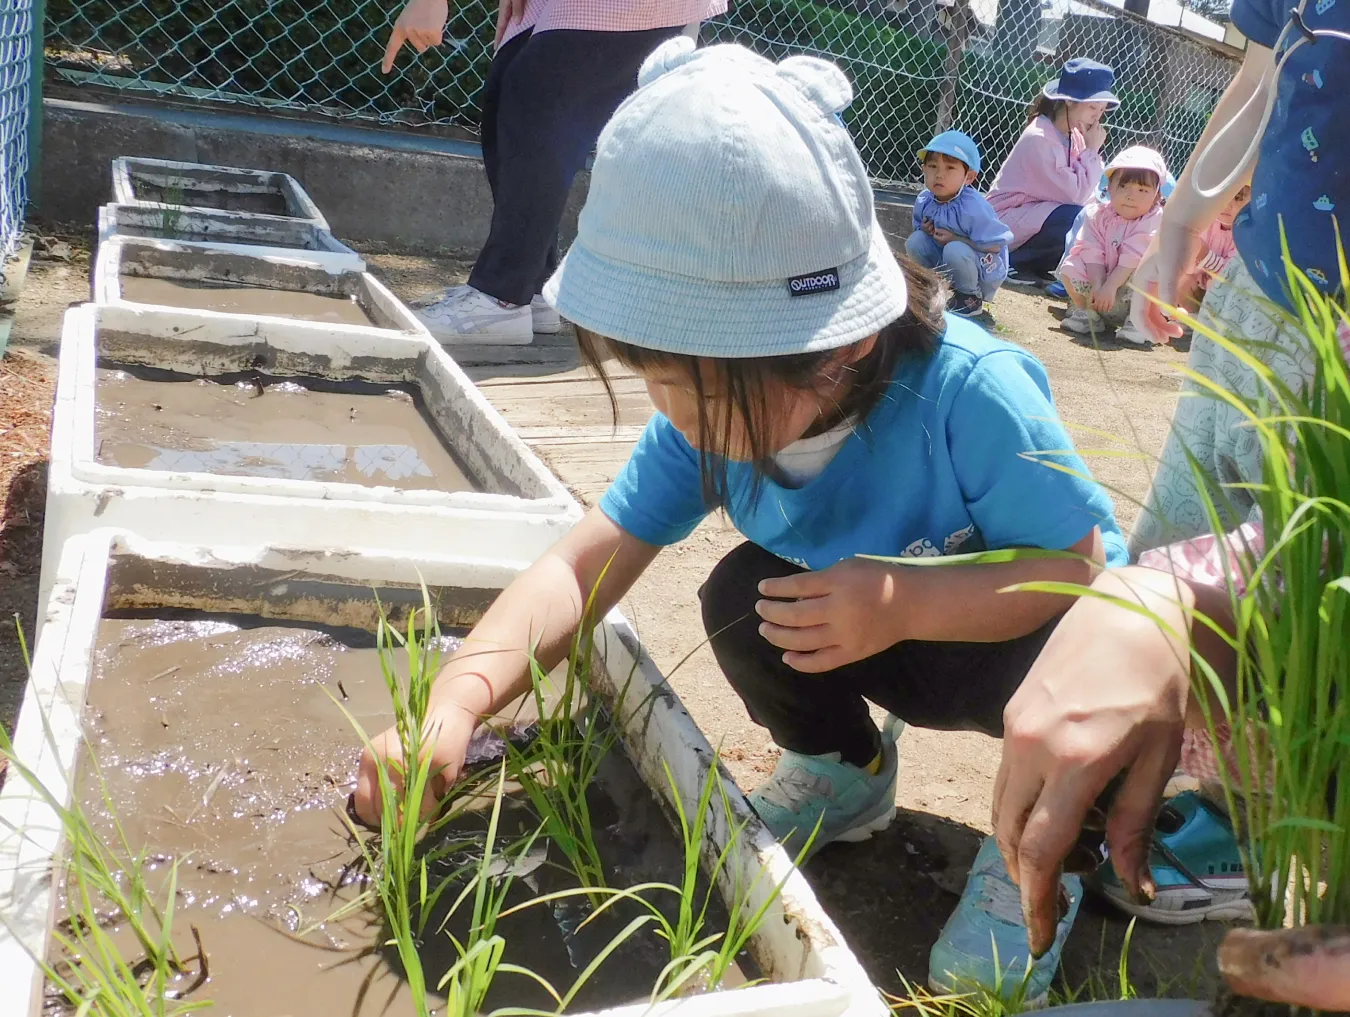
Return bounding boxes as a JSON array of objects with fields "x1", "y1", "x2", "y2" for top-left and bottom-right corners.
[{"x1": 502, "y1": 0, "x2": 727, "y2": 44}]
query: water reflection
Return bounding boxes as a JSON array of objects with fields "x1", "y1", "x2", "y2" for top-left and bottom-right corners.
[{"x1": 139, "y1": 441, "x2": 436, "y2": 483}]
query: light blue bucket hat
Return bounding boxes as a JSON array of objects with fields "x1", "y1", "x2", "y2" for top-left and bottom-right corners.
[{"x1": 543, "y1": 39, "x2": 909, "y2": 358}]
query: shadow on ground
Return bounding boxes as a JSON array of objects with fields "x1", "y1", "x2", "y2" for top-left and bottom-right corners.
[{"x1": 804, "y1": 808, "x2": 1223, "y2": 1003}]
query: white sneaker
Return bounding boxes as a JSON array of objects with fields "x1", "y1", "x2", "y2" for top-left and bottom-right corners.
[
  {"x1": 1114, "y1": 322, "x2": 1152, "y2": 346},
  {"x1": 1061, "y1": 308, "x2": 1105, "y2": 335},
  {"x1": 531, "y1": 294, "x2": 561, "y2": 334},
  {"x1": 414, "y1": 285, "x2": 533, "y2": 345}
]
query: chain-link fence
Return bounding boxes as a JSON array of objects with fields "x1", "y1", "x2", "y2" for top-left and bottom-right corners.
[
  {"x1": 1, "y1": 0, "x2": 35, "y2": 262},
  {"x1": 45, "y1": 0, "x2": 1238, "y2": 190}
]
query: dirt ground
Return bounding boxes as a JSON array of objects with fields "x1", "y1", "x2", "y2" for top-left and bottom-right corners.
[{"x1": 0, "y1": 240, "x2": 1225, "y2": 1000}]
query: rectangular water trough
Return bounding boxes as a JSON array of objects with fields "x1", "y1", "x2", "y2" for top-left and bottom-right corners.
[
  {"x1": 98, "y1": 203, "x2": 364, "y2": 270},
  {"x1": 112, "y1": 156, "x2": 327, "y2": 227},
  {"x1": 39, "y1": 302, "x2": 583, "y2": 627},
  {"x1": 93, "y1": 235, "x2": 415, "y2": 334},
  {"x1": 0, "y1": 531, "x2": 887, "y2": 1017}
]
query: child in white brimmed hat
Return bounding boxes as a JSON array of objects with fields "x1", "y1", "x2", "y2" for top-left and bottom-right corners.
[
  {"x1": 356, "y1": 38, "x2": 1127, "y2": 1002},
  {"x1": 1058, "y1": 145, "x2": 1168, "y2": 343}
]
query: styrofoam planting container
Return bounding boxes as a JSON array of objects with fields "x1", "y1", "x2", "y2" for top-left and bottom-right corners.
[
  {"x1": 93, "y1": 235, "x2": 416, "y2": 335},
  {"x1": 39, "y1": 302, "x2": 583, "y2": 619},
  {"x1": 0, "y1": 531, "x2": 886, "y2": 1017},
  {"x1": 97, "y1": 203, "x2": 364, "y2": 270},
  {"x1": 111, "y1": 157, "x2": 327, "y2": 227}
]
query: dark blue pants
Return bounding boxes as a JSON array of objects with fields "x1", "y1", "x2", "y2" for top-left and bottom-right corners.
[
  {"x1": 1010, "y1": 202, "x2": 1083, "y2": 280},
  {"x1": 468, "y1": 25, "x2": 684, "y2": 306}
]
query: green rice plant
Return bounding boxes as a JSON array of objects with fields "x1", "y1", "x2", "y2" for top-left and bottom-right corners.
[
  {"x1": 499, "y1": 753, "x2": 819, "y2": 1005},
  {"x1": 1008, "y1": 240, "x2": 1350, "y2": 935},
  {"x1": 0, "y1": 622, "x2": 209, "y2": 1017},
  {"x1": 503, "y1": 576, "x2": 622, "y2": 897}
]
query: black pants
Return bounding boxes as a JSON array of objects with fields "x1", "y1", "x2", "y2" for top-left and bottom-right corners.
[
  {"x1": 467, "y1": 25, "x2": 684, "y2": 307},
  {"x1": 1009, "y1": 202, "x2": 1083, "y2": 280},
  {"x1": 699, "y1": 542, "x2": 1060, "y2": 767}
]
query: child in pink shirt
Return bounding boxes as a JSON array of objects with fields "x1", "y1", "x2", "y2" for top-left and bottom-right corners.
[
  {"x1": 1058, "y1": 146, "x2": 1167, "y2": 343},
  {"x1": 1180, "y1": 184, "x2": 1251, "y2": 312}
]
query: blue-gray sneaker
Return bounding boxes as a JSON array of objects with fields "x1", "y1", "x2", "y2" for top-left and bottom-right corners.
[
  {"x1": 929, "y1": 836, "x2": 1082, "y2": 1006},
  {"x1": 749, "y1": 717, "x2": 903, "y2": 861},
  {"x1": 1092, "y1": 791, "x2": 1254, "y2": 925}
]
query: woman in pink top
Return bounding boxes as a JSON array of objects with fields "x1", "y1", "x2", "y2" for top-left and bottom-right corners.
[
  {"x1": 987, "y1": 59, "x2": 1117, "y2": 282},
  {"x1": 1057, "y1": 145, "x2": 1168, "y2": 343},
  {"x1": 381, "y1": 0, "x2": 724, "y2": 344}
]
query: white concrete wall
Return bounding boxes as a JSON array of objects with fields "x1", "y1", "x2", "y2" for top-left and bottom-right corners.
[{"x1": 0, "y1": 532, "x2": 886, "y2": 1017}]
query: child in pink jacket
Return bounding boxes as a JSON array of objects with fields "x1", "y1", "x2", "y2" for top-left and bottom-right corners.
[
  {"x1": 1180, "y1": 184, "x2": 1251, "y2": 312},
  {"x1": 1058, "y1": 146, "x2": 1167, "y2": 344}
]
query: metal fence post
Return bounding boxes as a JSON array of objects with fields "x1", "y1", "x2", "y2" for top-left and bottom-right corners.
[{"x1": 26, "y1": 0, "x2": 44, "y2": 210}]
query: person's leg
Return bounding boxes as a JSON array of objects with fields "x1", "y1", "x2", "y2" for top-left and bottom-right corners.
[
  {"x1": 1129, "y1": 256, "x2": 1317, "y2": 556},
  {"x1": 478, "y1": 30, "x2": 533, "y2": 204},
  {"x1": 904, "y1": 229, "x2": 943, "y2": 271},
  {"x1": 700, "y1": 542, "x2": 1054, "y2": 761},
  {"x1": 1010, "y1": 203, "x2": 1083, "y2": 278},
  {"x1": 940, "y1": 240, "x2": 980, "y2": 296},
  {"x1": 468, "y1": 25, "x2": 683, "y2": 306},
  {"x1": 700, "y1": 542, "x2": 1075, "y2": 1003}
]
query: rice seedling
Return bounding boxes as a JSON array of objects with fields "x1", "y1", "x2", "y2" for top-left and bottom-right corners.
[
  {"x1": 499, "y1": 752, "x2": 818, "y2": 1004},
  {"x1": 1009, "y1": 242, "x2": 1350, "y2": 939},
  {"x1": 0, "y1": 622, "x2": 209, "y2": 1017},
  {"x1": 504, "y1": 578, "x2": 623, "y2": 897}
]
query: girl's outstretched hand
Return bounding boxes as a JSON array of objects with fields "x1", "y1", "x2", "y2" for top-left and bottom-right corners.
[
  {"x1": 352, "y1": 700, "x2": 478, "y2": 825},
  {"x1": 755, "y1": 558, "x2": 906, "y2": 673},
  {"x1": 1220, "y1": 926, "x2": 1350, "y2": 1011},
  {"x1": 993, "y1": 567, "x2": 1194, "y2": 958}
]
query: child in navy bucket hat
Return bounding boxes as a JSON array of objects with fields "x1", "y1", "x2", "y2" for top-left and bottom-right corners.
[
  {"x1": 354, "y1": 37, "x2": 1127, "y2": 1005},
  {"x1": 905, "y1": 130, "x2": 1013, "y2": 317}
]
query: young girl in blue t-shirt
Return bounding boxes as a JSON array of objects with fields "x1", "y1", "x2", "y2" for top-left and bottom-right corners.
[{"x1": 356, "y1": 39, "x2": 1125, "y2": 1002}]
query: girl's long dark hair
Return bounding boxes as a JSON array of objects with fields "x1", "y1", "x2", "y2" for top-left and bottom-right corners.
[{"x1": 576, "y1": 255, "x2": 944, "y2": 507}]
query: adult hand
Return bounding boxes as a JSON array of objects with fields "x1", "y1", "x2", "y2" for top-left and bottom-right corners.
[
  {"x1": 382, "y1": 0, "x2": 450, "y2": 73},
  {"x1": 1220, "y1": 926, "x2": 1350, "y2": 1011},
  {"x1": 495, "y1": 0, "x2": 527, "y2": 47},
  {"x1": 1085, "y1": 122, "x2": 1107, "y2": 153},
  {"x1": 932, "y1": 227, "x2": 957, "y2": 246},
  {"x1": 1091, "y1": 284, "x2": 1119, "y2": 313},
  {"x1": 353, "y1": 698, "x2": 478, "y2": 824},
  {"x1": 993, "y1": 567, "x2": 1192, "y2": 957},
  {"x1": 755, "y1": 558, "x2": 907, "y2": 673},
  {"x1": 1128, "y1": 224, "x2": 1205, "y2": 342}
]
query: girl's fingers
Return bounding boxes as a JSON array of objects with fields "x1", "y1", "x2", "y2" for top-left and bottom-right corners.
[
  {"x1": 1102, "y1": 735, "x2": 1180, "y2": 904},
  {"x1": 758, "y1": 620, "x2": 831, "y2": 652},
  {"x1": 755, "y1": 596, "x2": 827, "y2": 627},
  {"x1": 782, "y1": 647, "x2": 847, "y2": 673},
  {"x1": 759, "y1": 571, "x2": 830, "y2": 599},
  {"x1": 1219, "y1": 927, "x2": 1350, "y2": 1011}
]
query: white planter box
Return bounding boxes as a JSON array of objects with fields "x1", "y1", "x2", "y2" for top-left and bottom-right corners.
[
  {"x1": 40, "y1": 302, "x2": 583, "y2": 622},
  {"x1": 93, "y1": 235, "x2": 419, "y2": 337},
  {"x1": 111, "y1": 157, "x2": 327, "y2": 228},
  {"x1": 97, "y1": 203, "x2": 364, "y2": 270},
  {"x1": 0, "y1": 532, "x2": 886, "y2": 1017}
]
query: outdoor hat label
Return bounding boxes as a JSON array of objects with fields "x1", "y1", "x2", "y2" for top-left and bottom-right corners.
[{"x1": 788, "y1": 269, "x2": 840, "y2": 296}]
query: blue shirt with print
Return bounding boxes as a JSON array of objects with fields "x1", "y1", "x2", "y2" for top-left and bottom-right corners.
[
  {"x1": 913, "y1": 187, "x2": 1014, "y2": 287},
  {"x1": 599, "y1": 316, "x2": 1127, "y2": 571},
  {"x1": 1232, "y1": 0, "x2": 1347, "y2": 308}
]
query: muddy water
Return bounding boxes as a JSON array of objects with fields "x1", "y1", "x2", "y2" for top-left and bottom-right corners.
[
  {"x1": 96, "y1": 367, "x2": 479, "y2": 492},
  {"x1": 134, "y1": 182, "x2": 293, "y2": 217},
  {"x1": 64, "y1": 615, "x2": 746, "y2": 1017},
  {"x1": 120, "y1": 276, "x2": 376, "y2": 327}
]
